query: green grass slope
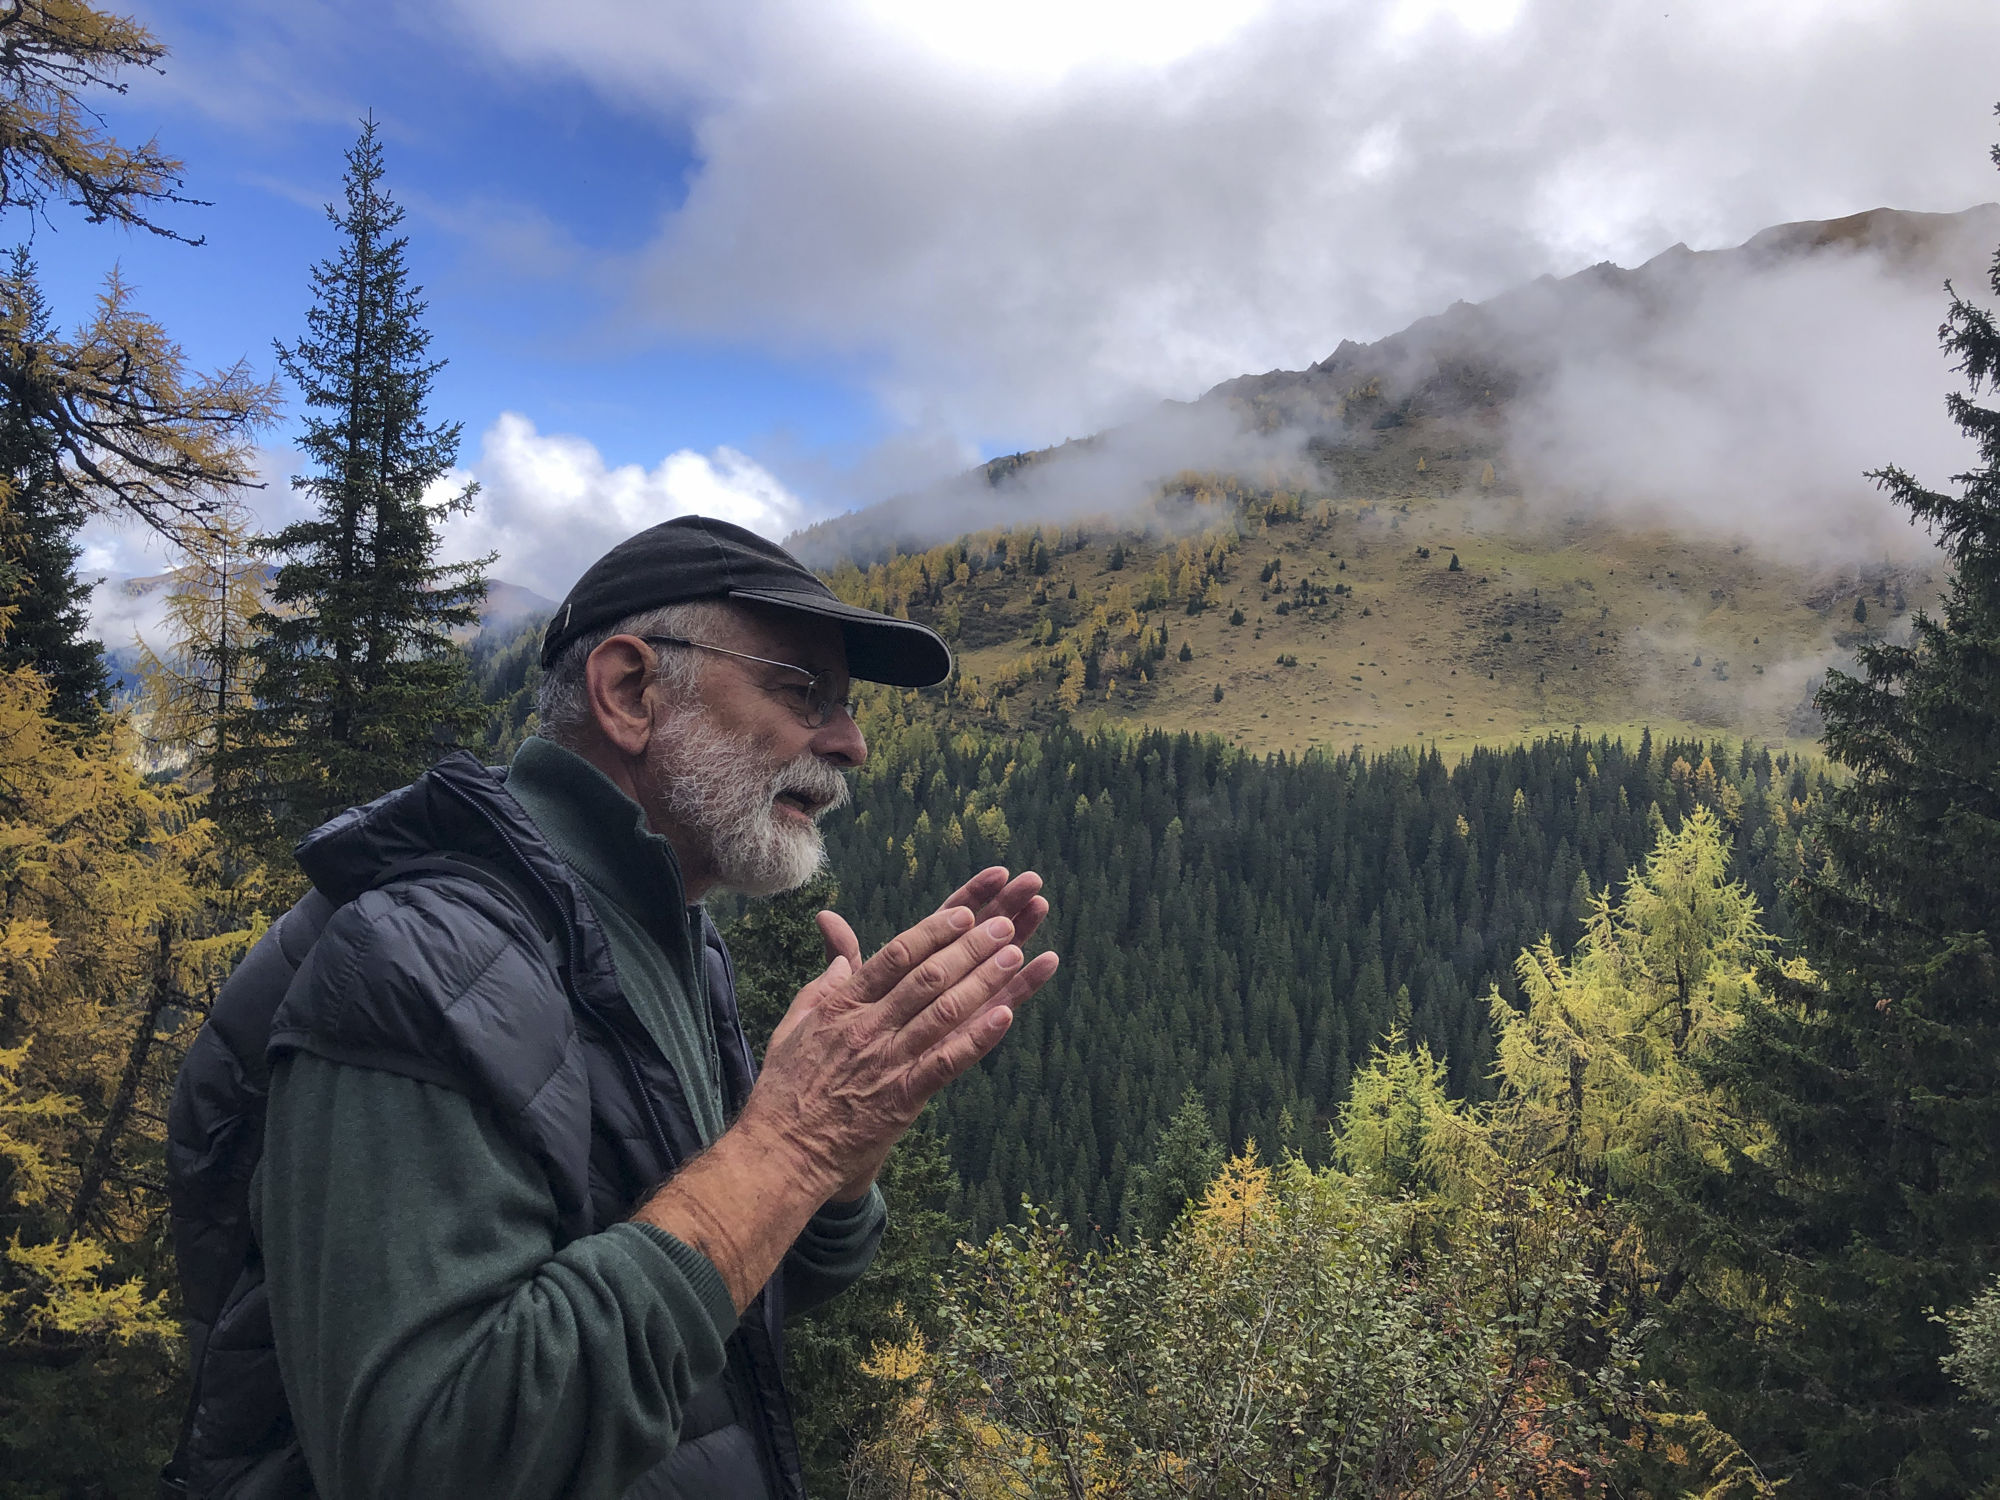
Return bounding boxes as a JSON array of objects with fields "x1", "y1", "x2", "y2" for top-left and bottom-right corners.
[{"x1": 830, "y1": 483, "x2": 1935, "y2": 756}]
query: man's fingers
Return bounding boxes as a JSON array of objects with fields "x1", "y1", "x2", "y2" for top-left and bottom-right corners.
[
  {"x1": 938, "y1": 866, "x2": 1010, "y2": 917},
  {"x1": 986, "y1": 950, "x2": 1058, "y2": 1015},
  {"x1": 904, "y1": 1004, "x2": 1015, "y2": 1102},
  {"x1": 1007, "y1": 893, "x2": 1049, "y2": 947},
  {"x1": 874, "y1": 914, "x2": 1016, "y2": 1029},
  {"x1": 844, "y1": 904, "x2": 981, "y2": 1006},
  {"x1": 893, "y1": 935, "x2": 1032, "y2": 1055},
  {"x1": 972, "y1": 871, "x2": 1039, "y2": 920},
  {"x1": 818, "y1": 910, "x2": 863, "y2": 970},
  {"x1": 938, "y1": 868, "x2": 1049, "y2": 947},
  {"x1": 906, "y1": 949, "x2": 1058, "y2": 1056}
]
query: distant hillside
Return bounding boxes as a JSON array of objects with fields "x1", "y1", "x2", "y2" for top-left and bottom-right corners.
[
  {"x1": 799, "y1": 204, "x2": 1998, "y2": 565},
  {"x1": 793, "y1": 204, "x2": 1991, "y2": 752},
  {"x1": 827, "y1": 494, "x2": 1934, "y2": 755},
  {"x1": 1210, "y1": 204, "x2": 2000, "y2": 435}
]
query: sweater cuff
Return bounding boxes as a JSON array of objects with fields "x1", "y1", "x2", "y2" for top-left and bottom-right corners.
[
  {"x1": 815, "y1": 1184, "x2": 886, "y2": 1225},
  {"x1": 628, "y1": 1221, "x2": 739, "y2": 1340}
]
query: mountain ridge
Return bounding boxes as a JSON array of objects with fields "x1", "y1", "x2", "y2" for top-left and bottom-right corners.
[{"x1": 792, "y1": 202, "x2": 1999, "y2": 569}]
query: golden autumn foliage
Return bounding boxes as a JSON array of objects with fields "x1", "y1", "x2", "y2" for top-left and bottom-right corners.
[
  {"x1": 0, "y1": 6, "x2": 279, "y2": 541},
  {"x1": 0, "y1": 264, "x2": 279, "y2": 539},
  {"x1": 1488, "y1": 806, "x2": 1773, "y2": 1188},
  {"x1": 0, "y1": 1, "x2": 190, "y2": 237},
  {"x1": 0, "y1": 631, "x2": 264, "y2": 1495},
  {"x1": 134, "y1": 505, "x2": 266, "y2": 774},
  {"x1": 1335, "y1": 1029, "x2": 1495, "y2": 1208},
  {"x1": 0, "y1": 661, "x2": 259, "y2": 1353},
  {"x1": 820, "y1": 501, "x2": 1255, "y2": 728},
  {"x1": 854, "y1": 1163, "x2": 1651, "y2": 1499}
]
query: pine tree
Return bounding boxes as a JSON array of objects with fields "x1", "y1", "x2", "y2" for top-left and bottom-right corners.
[
  {"x1": 1120, "y1": 1087, "x2": 1224, "y2": 1240},
  {"x1": 221, "y1": 118, "x2": 487, "y2": 858},
  {"x1": 0, "y1": 248, "x2": 105, "y2": 720},
  {"x1": 135, "y1": 507, "x2": 265, "y2": 805},
  {"x1": 1695, "y1": 119, "x2": 2000, "y2": 1496}
]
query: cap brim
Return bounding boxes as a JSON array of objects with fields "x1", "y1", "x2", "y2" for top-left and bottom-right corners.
[{"x1": 727, "y1": 587, "x2": 953, "y2": 688}]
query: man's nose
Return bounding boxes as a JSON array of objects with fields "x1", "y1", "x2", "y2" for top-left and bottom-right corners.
[{"x1": 813, "y1": 707, "x2": 867, "y2": 768}]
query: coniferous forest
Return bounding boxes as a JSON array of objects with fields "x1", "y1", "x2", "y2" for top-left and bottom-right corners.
[
  {"x1": 1, "y1": 7, "x2": 1998, "y2": 1500},
  {"x1": 809, "y1": 722, "x2": 1819, "y2": 1233}
]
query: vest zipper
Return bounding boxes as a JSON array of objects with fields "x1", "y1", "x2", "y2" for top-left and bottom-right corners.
[{"x1": 434, "y1": 773, "x2": 681, "y2": 1172}]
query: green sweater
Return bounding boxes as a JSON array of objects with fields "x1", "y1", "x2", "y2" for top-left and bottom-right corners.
[{"x1": 257, "y1": 737, "x2": 885, "y2": 1500}]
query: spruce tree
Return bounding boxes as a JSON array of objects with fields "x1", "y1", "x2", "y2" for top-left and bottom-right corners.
[
  {"x1": 1693, "y1": 118, "x2": 2000, "y2": 1496},
  {"x1": 1120, "y1": 1087, "x2": 1225, "y2": 1240},
  {"x1": 222, "y1": 118, "x2": 486, "y2": 857},
  {"x1": 0, "y1": 248, "x2": 106, "y2": 721}
]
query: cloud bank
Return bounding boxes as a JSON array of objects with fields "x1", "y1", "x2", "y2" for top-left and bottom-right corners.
[
  {"x1": 452, "y1": 0, "x2": 2000, "y2": 460},
  {"x1": 78, "y1": 418, "x2": 801, "y2": 638},
  {"x1": 1509, "y1": 239, "x2": 1985, "y2": 558}
]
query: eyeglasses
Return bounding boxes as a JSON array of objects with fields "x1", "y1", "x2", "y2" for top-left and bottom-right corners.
[{"x1": 639, "y1": 635, "x2": 856, "y2": 728}]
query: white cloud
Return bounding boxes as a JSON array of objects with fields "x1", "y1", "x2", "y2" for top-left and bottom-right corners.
[
  {"x1": 1507, "y1": 243, "x2": 1984, "y2": 559},
  {"x1": 77, "y1": 422, "x2": 802, "y2": 631},
  {"x1": 449, "y1": 0, "x2": 2000, "y2": 454},
  {"x1": 438, "y1": 411, "x2": 805, "y2": 596}
]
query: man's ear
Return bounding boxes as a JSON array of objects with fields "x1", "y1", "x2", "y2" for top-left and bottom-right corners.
[{"x1": 585, "y1": 636, "x2": 658, "y2": 757}]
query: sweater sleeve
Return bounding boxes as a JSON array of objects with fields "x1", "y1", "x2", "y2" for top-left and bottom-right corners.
[
  {"x1": 781, "y1": 1185, "x2": 887, "y2": 1318},
  {"x1": 257, "y1": 1052, "x2": 737, "y2": 1500}
]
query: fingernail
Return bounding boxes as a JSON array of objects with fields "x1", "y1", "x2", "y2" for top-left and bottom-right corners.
[
  {"x1": 947, "y1": 907, "x2": 975, "y2": 931},
  {"x1": 995, "y1": 945, "x2": 1023, "y2": 971},
  {"x1": 828, "y1": 955, "x2": 850, "y2": 978},
  {"x1": 985, "y1": 917, "x2": 1013, "y2": 940}
]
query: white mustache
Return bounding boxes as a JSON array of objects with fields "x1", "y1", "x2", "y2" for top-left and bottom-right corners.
[{"x1": 771, "y1": 757, "x2": 850, "y2": 819}]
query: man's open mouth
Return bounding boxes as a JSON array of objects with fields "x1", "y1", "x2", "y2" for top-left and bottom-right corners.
[{"x1": 774, "y1": 789, "x2": 825, "y2": 817}]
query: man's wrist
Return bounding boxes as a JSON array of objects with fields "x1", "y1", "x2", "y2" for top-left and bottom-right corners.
[
  {"x1": 727, "y1": 1106, "x2": 849, "y2": 1204},
  {"x1": 635, "y1": 1120, "x2": 844, "y2": 1312}
]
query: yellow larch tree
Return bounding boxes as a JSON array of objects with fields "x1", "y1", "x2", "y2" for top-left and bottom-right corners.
[
  {"x1": 134, "y1": 504, "x2": 265, "y2": 781},
  {"x1": 1488, "y1": 805, "x2": 1772, "y2": 1190},
  {"x1": 0, "y1": 634, "x2": 261, "y2": 1484}
]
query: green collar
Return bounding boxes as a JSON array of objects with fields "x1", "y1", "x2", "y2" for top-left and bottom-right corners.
[{"x1": 506, "y1": 736, "x2": 695, "y2": 956}]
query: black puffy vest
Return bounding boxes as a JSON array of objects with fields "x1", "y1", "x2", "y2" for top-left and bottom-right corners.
[{"x1": 164, "y1": 753, "x2": 806, "y2": 1500}]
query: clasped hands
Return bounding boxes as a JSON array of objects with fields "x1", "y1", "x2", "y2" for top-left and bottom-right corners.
[
  {"x1": 745, "y1": 866, "x2": 1059, "y2": 1203},
  {"x1": 639, "y1": 866, "x2": 1057, "y2": 1309}
]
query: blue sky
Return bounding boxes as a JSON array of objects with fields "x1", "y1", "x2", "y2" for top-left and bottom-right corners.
[
  {"x1": 57, "y1": 0, "x2": 2000, "y2": 608},
  {"x1": 55, "y1": 1, "x2": 882, "y2": 503}
]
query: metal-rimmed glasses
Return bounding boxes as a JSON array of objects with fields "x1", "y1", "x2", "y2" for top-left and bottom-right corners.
[{"x1": 639, "y1": 635, "x2": 856, "y2": 728}]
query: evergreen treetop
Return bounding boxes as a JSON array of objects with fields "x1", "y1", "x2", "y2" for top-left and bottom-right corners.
[
  {"x1": 0, "y1": 247, "x2": 105, "y2": 721},
  {"x1": 221, "y1": 117, "x2": 488, "y2": 858}
]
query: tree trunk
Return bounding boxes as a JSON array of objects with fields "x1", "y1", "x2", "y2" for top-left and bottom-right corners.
[{"x1": 68, "y1": 919, "x2": 176, "y2": 1236}]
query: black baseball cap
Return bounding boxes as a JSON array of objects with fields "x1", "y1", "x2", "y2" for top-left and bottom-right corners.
[{"x1": 539, "y1": 515, "x2": 952, "y2": 687}]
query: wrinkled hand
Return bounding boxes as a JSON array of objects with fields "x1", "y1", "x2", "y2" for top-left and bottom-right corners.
[{"x1": 746, "y1": 888, "x2": 1059, "y2": 1203}]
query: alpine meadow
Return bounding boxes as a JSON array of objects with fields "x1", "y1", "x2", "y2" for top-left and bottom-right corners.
[{"x1": 3, "y1": 5, "x2": 2000, "y2": 1500}]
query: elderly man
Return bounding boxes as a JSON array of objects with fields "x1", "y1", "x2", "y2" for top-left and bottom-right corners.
[{"x1": 166, "y1": 516, "x2": 1058, "y2": 1500}]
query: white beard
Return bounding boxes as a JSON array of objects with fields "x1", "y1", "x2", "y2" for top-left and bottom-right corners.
[{"x1": 648, "y1": 709, "x2": 850, "y2": 897}]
